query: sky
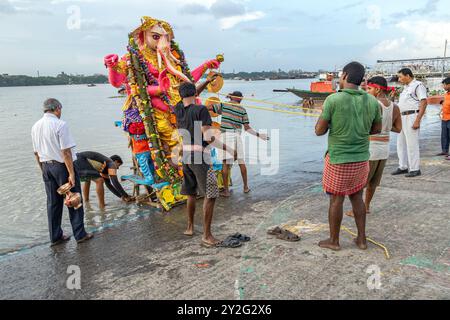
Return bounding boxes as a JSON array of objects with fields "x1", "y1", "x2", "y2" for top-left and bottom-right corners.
[{"x1": 1, "y1": 0, "x2": 450, "y2": 76}]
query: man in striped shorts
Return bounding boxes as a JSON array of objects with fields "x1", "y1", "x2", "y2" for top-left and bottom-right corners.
[
  {"x1": 315, "y1": 62, "x2": 382, "y2": 252},
  {"x1": 209, "y1": 91, "x2": 269, "y2": 197}
]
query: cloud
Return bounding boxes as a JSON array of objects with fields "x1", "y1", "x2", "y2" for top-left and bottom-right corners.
[
  {"x1": 389, "y1": 0, "x2": 440, "y2": 20},
  {"x1": 371, "y1": 38, "x2": 406, "y2": 54},
  {"x1": 50, "y1": 0, "x2": 101, "y2": 4},
  {"x1": 178, "y1": 3, "x2": 209, "y2": 15},
  {"x1": 396, "y1": 19, "x2": 450, "y2": 52},
  {"x1": 178, "y1": 0, "x2": 265, "y2": 29},
  {"x1": 370, "y1": 19, "x2": 450, "y2": 59},
  {"x1": 219, "y1": 11, "x2": 265, "y2": 29},
  {"x1": 82, "y1": 34, "x2": 100, "y2": 41},
  {"x1": 241, "y1": 26, "x2": 260, "y2": 33},
  {"x1": 0, "y1": 0, "x2": 16, "y2": 14},
  {"x1": 80, "y1": 18, "x2": 126, "y2": 32},
  {"x1": 334, "y1": 1, "x2": 364, "y2": 12},
  {"x1": 210, "y1": 0, "x2": 245, "y2": 18},
  {"x1": 0, "y1": 0, "x2": 53, "y2": 15}
]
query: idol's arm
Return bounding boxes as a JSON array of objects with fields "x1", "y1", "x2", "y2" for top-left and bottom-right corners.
[
  {"x1": 191, "y1": 59, "x2": 221, "y2": 83},
  {"x1": 104, "y1": 54, "x2": 127, "y2": 88}
]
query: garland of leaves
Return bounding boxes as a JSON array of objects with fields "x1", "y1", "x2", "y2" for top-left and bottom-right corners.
[
  {"x1": 127, "y1": 45, "x2": 173, "y2": 110},
  {"x1": 171, "y1": 40, "x2": 194, "y2": 82},
  {"x1": 126, "y1": 36, "x2": 178, "y2": 182}
]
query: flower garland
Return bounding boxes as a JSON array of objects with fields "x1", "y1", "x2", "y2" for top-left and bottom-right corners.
[
  {"x1": 127, "y1": 45, "x2": 173, "y2": 110},
  {"x1": 126, "y1": 43, "x2": 178, "y2": 182},
  {"x1": 171, "y1": 40, "x2": 194, "y2": 82}
]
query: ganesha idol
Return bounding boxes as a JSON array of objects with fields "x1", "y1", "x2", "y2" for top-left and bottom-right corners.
[
  {"x1": 104, "y1": 17, "x2": 221, "y2": 188},
  {"x1": 105, "y1": 16, "x2": 221, "y2": 151}
]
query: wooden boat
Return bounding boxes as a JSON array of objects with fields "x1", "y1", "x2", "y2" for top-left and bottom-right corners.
[
  {"x1": 284, "y1": 73, "x2": 336, "y2": 101},
  {"x1": 287, "y1": 89, "x2": 333, "y2": 100}
]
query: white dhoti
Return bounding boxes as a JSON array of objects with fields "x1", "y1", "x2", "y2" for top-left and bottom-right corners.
[
  {"x1": 397, "y1": 114, "x2": 421, "y2": 172},
  {"x1": 217, "y1": 131, "x2": 245, "y2": 164}
]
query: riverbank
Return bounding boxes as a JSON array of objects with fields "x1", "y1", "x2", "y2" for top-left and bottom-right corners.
[
  {"x1": 0, "y1": 73, "x2": 108, "y2": 87},
  {"x1": 1, "y1": 123, "x2": 449, "y2": 300}
]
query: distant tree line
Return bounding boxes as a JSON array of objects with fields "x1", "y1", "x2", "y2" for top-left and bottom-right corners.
[
  {"x1": 0, "y1": 72, "x2": 109, "y2": 87},
  {"x1": 222, "y1": 69, "x2": 318, "y2": 80}
]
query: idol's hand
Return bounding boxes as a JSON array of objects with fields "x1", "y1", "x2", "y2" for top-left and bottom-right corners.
[
  {"x1": 158, "y1": 70, "x2": 170, "y2": 94},
  {"x1": 104, "y1": 54, "x2": 119, "y2": 68},
  {"x1": 206, "y1": 59, "x2": 221, "y2": 70}
]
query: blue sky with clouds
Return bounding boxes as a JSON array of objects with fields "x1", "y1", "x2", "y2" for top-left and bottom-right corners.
[{"x1": 1, "y1": 0, "x2": 449, "y2": 75}]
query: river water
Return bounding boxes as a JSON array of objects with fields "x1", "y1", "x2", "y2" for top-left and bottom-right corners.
[{"x1": 0, "y1": 80, "x2": 441, "y2": 254}]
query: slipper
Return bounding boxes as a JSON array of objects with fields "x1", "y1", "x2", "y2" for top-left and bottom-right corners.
[
  {"x1": 277, "y1": 230, "x2": 301, "y2": 242},
  {"x1": 267, "y1": 226, "x2": 284, "y2": 236},
  {"x1": 230, "y1": 233, "x2": 251, "y2": 242},
  {"x1": 50, "y1": 235, "x2": 71, "y2": 247},
  {"x1": 215, "y1": 236, "x2": 242, "y2": 248}
]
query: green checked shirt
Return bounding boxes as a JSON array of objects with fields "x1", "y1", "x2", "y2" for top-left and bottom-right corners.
[
  {"x1": 321, "y1": 89, "x2": 382, "y2": 165},
  {"x1": 212, "y1": 102, "x2": 250, "y2": 133}
]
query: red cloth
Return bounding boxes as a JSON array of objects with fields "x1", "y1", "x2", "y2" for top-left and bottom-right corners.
[
  {"x1": 128, "y1": 122, "x2": 145, "y2": 135},
  {"x1": 323, "y1": 154, "x2": 369, "y2": 196},
  {"x1": 132, "y1": 138, "x2": 150, "y2": 154}
]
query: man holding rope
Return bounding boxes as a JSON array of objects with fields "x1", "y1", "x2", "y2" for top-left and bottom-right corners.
[{"x1": 207, "y1": 91, "x2": 269, "y2": 197}]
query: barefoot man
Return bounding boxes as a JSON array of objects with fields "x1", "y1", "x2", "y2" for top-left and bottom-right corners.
[
  {"x1": 315, "y1": 62, "x2": 382, "y2": 251},
  {"x1": 207, "y1": 91, "x2": 269, "y2": 197},
  {"x1": 175, "y1": 82, "x2": 234, "y2": 247},
  {"x1": 346, "y1": 76, "x2": 402, "y2": 217}
]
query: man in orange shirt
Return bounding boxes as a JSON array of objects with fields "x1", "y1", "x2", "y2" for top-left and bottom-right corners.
[{"x1": 439, "y1": 77, "x2": 450, "y2": 159}]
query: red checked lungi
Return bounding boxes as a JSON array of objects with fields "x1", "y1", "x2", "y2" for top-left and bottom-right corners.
[{"x1": 323, "y1": 154, "x2": 369, "y2": 196}]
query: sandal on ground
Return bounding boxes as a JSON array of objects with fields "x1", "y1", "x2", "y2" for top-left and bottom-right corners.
[
  {"x1": 230, "y1": 233, "x2": 251, "y2": 242},
  {"x1": 277, "y1": 230, "x2": 301, "y2": 242},
  {"x1": 267, "y1": 226, "x2": 284, "y2": 236},
  {"x1": 215, "y1": 236, "x2": 242, "y2": 248}
]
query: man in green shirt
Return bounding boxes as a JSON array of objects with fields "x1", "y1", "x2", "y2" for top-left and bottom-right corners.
[{"x1": 315, "y1": 61, "x2": 382, "y2": 252}]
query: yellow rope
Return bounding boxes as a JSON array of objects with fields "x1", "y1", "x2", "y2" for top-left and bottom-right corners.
[
  {"x1": 217, "y1": 92, "x2": 323, "y2": 113},
  {"x1": 217, "y1": 100, "x2": 321, "y2": 118},
  {"x1": 341, "y1": 226, "x2": 391, "y2": 260},
  {"x1": 281, "y1": 220, "x2": 391, "y2": 260}
]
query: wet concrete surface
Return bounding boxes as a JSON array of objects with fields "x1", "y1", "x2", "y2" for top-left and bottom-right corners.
[{"x1": 1, "y1": 132, "x2": 449, "y2": 300}]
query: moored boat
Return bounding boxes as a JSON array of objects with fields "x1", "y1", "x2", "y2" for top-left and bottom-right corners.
[
  {"x1": 287, "y1": 89, "x2": 333, "y2": 100},
  {"x1": 286, "y1": 73, "x2": 337, "y2": 101}
]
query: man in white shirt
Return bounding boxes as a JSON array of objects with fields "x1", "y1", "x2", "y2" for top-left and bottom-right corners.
[
  {"x1": 31, "y1": 98, "x2": 93, "y2": 246},
  {"x1": 392, "y1": 68, "x2": 428, "y2": 178}
]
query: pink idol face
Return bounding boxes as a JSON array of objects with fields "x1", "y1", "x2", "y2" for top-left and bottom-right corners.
[{"x1": 144, "y1": 25, "x2": 171, "y2": 50}]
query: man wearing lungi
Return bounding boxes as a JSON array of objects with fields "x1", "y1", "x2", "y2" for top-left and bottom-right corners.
[{"x1": 315, "y1": 62, "x2": 382, "y2": 251}]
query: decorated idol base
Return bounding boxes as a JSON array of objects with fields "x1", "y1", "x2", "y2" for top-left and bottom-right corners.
[{"x1": 121, "y1": 175, "x2": 187, "y2": 211}]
